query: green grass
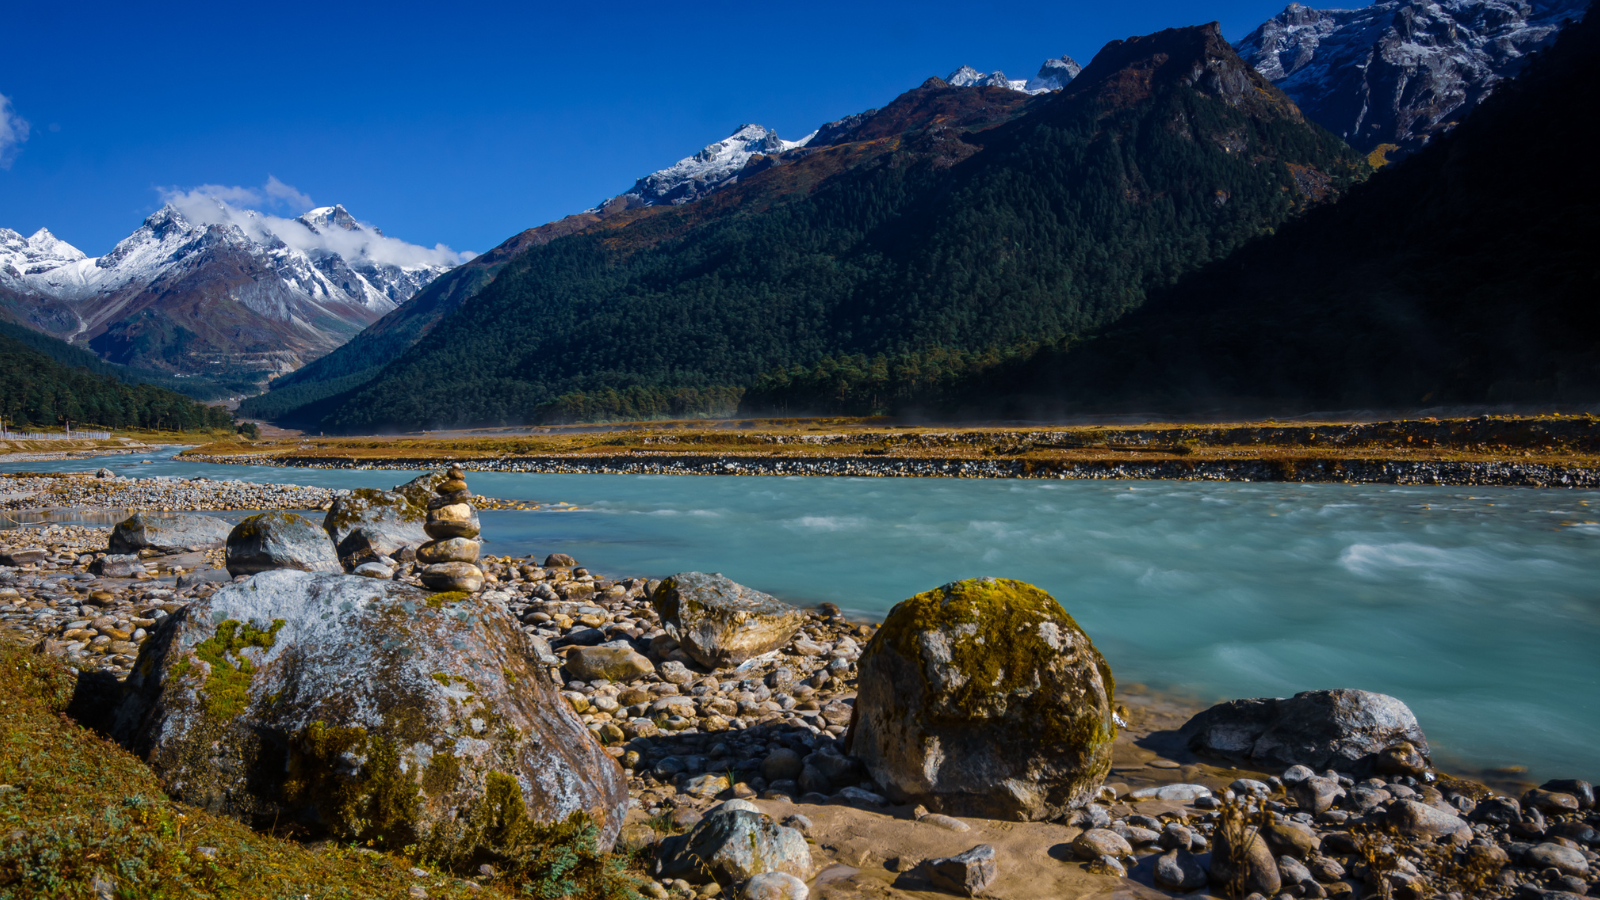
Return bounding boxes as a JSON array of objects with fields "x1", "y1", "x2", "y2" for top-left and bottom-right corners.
[{"x1": 0, "y1": 635, "x2": 640, "y2": 899}]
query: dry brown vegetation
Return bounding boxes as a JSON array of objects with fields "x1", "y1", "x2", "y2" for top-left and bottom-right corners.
[{"x1": 182, "y1": 414, "x2": 1600, "y2": 470}]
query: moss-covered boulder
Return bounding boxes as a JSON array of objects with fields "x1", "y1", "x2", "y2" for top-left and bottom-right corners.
[
  {"x1": 322, "y1": 489, "x2": 429, "y2": 567},
  {"x1": 846, "y1": 578, "x2": 1117, "y2": 821},
  {"x1": 109, "y1": 512, "x2": 233, "y2": 554},
  {"x1": 114, "y1": 570, "x2": 628, "y2": 853},
  {"x1": 225, "y1": 512, "x2": 342, "y2": 576},
  {"x1": 652, "y1": 572, "x2": 805, "y2": 669}
]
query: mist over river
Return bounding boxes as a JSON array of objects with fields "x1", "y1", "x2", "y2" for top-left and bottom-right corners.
[{"x1": 8, "y1": 449, "x2": 1599, "y2": 783}]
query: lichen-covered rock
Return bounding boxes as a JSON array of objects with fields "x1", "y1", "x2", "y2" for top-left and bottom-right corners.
[
  {"x1": 114, "y1": 570, "x2": 628, "y2": 851},
  {"x1": 393, "y1": 470, "x2": 448, "y2": 510},
  {"x1": 110, "y1": 512, "x2": 234, "y2": 554},
  {"x1": 1180, "y1": 689, "x2": 1430, "y2": 773},
  {"x1": 655, "y1": 808, "x2": 811, "y2": 885},
  {"x1": 225, "y1": 512, "x2": 341, "y2": 576},
  {"x1": 846, "y1": 578, "x2": 1117, "y2": 821},
  {"x1": 322, "y1": 489, "x2": 428, "y2": 567},
  {"x1": 652, "y1": 572, "x2": 805, "y2": 669}
]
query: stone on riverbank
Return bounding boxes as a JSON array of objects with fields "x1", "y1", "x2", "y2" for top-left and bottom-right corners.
[
  {"x1": 114, "y1": 569, "x2": 628, "y2": 850},
  {"x1": 847, "y1": 578, "x2": 1117, "y2": 821},
  {"x1": 925, "y1": 844, "x2": 998, "y2": 897},
  {"x1": 1210, "y1": 824, "x2": 1281, "y2": 896},
  {"x1": 563, "y1": 645, "x2": 654, "y2": 682},
  {"x1": 655, "y1": 807, "x2": 811, "y2": 885},
  {"x1": 1180, "y1": 688, "x2": 1429, "y2": 774},
  {"x1": 225, "y1": 512, "x2": 342, "y2": 576},
  {"x1": 652, "y1": 572, "x2": 805, "y2": 669},
  {"x1": 109, "y1": 512, "x2": 233, "y2": 554},
  {"x1": 322, "y1": 488, "x2": 428, "y2": 567},
  {"x1": 90, "y1": 554, "x2": 145, "y2": 577}
]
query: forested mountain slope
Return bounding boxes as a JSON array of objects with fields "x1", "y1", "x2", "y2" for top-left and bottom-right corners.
[
  {"x1": 274, "y1": 23, "x2": 1365, "y2": 432},
  {"x1": 0, "y1": 329, "x2": 235, "y2": 431},
  {"x1": 835, "y1": 8, "x2": 1600, "y2": 419}
]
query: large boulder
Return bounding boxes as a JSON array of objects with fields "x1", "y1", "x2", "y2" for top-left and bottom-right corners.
[
  {"x1": 114, "y1": 570, "x2": 628, "y2": 851},
  {"x1": 393, "y1": 470, "x2": 448, "y2": 510},
  {"x1": 322, "y1": 489, "x2": 428, "y2": 566},
  {"x1": 109, "y1": 512, "x2": 234, "y2": 554},
  {"x1": 655, "y1": 807, "x2": 812, "y2": 885},
  {"x1": 652, "y1": 572, "x2": 805, "y2": 669},
  {"x1": 846, "y1": 578, "x2": 1117, "y2": 821},
  {"x1": 225, "y1": 512, "x2": 342, "y2": 577},
  {"x1": 1179, "y1": 689, "x2": 1430, "y2": 773}
]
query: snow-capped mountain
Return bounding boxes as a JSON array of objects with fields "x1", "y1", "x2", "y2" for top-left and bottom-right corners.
[
  {"x1": 602, "y1": 124, "x2": 817, "y2": 210},
  {"x1": 0, "y1": 202, "x2": 462, "y2": 378},
  {"x1": 1236, "y1": 0, "x2": 1588, "y2": 155},
  {"x1": 946, "y1": 55, "x2": 1083, "y2": 95}
]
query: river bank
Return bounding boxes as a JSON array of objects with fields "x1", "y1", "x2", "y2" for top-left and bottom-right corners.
[
  {"x1": 3, "y1": 512, "x2": 1594, "y2": 900},
  {"x1": 181, "y1": 450, "x2": 1600, "y2": 487}
]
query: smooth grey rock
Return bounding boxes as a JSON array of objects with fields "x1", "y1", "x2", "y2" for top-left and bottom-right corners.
[
  {"x1": 742, "y1": 872, "x2": 808, "y2": 900},
  {"x1": 1473, "y1": 795, "x2": 1522, "y2": 824},
  {"x1": 655, "y1": 808, "x2": 811, "y2": 885},
  {"x1": 1290, "y1": 775, "x2": 1344, "y2": 815},
  {"x1": 113, "y1": 570, "x2": 627, "y2": 849},
  {"x1": 90, "y1": 554, "x2": 144, "y2": 577},
  {"x1": 1387, "y1": 798, "x2": 1466, "y2": 838},
  {"x1": 652, "y1": 572, "x2": 804, "y2": 669},
  {"x1": 848, "y1": 578, "x2": 1116, "y2": 822},
  {"x1": 352, "y1": 562, "x2": 394, "y2": 579},
  {"x1": 564, "y1": 646, "x2": 653, "y2": 682},
  {"x1": 1278, "y1": 855, "x2": 1313, "y2": 886},
  {"x1": 1180, "y1": 689, "x2": 1429, "y2": 773},
  {"x1": 225, "y1": 512, "x2": 341, "y2": 576},
  {"x1": 1155, "y1": 848, "x2": 1208, "y2": 891},
  {"x1": 762, "y1": 748, "x2": 805, "y2": 782},
  {"x1": 110, "y1": 512, "x2": 233, "y2": 554},
  {"x1": 1282, "y1": 765, "x2": 1315, "y2": 785},
  {"x1": 1526, "y1": 842, "x2": 1590, "y2": 877},
  {"x1": 1071, "y1": 828, "x2": 1132, "y2": 860},
  {"x1": 1129, "y1": 783, "x2": 1213, "y2": 802},
  {"x1": 1524, "y1": 788, "x2": 1582, "y2": 815},
  {"x1": 176, "y1": 567, "x2": 232, "y2": 589},
  {"x1": 925, "y1": 844, "x2": 998, "y2": 897},
  {"x1": 1210, "y1": 825, "x2": 1281, "y2": 896},
  {"x1": 323, "y1": 488, "x2": 428, "y2": 566},
  {"x1": 419, "y1": 561, "x2": 483, "y2": 593},
  {"x1": 1541, "y1": 779, "x2": 1595, "y2": 809}
]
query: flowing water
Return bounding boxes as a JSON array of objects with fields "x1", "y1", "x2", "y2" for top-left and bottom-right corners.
[{"x1": 7, "y1": 449, "x2": 1599, "y2": 783}]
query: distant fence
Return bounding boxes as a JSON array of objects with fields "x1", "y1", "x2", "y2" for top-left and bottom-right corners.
[{"x1": 0, "y1": 430, "x2": 112, "y2": 441}]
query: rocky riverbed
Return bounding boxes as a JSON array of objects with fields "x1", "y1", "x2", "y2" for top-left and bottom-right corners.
[
  {"x1": 183, "y1": 451, "x2": 1600, "y2": 488},
  {"x1": 0, "y1": 470, "x2": 539, "y2": 512},
  {"x1": 3, "y1": 518, "x2": 1595, "y2": 900}
]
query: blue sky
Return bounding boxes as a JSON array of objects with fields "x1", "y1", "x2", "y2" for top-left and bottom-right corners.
[{"x1": 0, "y1": 0, "x2": 1306, "y2": 257}]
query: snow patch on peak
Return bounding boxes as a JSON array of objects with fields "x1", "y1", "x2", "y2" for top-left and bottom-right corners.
[
  {"x1": 1236, "y1": 0, "x2": 1589, "y2": 153},
  {"x1": 616, "y1": 123, "x2": 809, "y2": 208},
  {"x1": 948, "y1": 54, "x2": 1081, "y2": 95}
]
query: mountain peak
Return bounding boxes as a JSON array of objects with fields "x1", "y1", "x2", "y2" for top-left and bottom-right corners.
[
  {"x1": 298, "y1": 204, "x2": 366, "y2": 235},
  {"x1": 1067, "y1": 21, "x2": 1300, "y2": 119}
]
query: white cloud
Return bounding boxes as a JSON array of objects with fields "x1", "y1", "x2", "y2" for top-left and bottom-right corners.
[
  {"x1": 263, "y1": 174, "x2": 313, "y2": 209},
  {"x1": 157, "y1": 178, "x2": 474, "y2": 268},
  {"x1": 0, "y1": 93, "x2": 31, "y2": 169}
]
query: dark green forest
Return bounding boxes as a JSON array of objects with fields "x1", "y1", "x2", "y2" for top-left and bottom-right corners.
[
  {"x1": 0, "y1": 321, "x2": 254, "y2": 402},
  {"x1": 0, "y1": 330, "x2": 236, "y2": 431},
  {"x1": 254, "y1": 24, "x2": 1365, "y2": 432}
]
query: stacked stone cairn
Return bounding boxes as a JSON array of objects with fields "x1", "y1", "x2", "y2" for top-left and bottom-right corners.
[{"x1": 417, "y1": 466, "x2": 484, "y2": 592}]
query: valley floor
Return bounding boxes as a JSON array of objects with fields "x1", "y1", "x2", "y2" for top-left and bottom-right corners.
[{"x1": 187, "y1": 414, "x2": 1600, "y2": 487}]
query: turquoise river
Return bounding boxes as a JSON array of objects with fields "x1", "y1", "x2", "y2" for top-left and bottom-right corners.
[{"x1": 6, "y1": 448, "x2": 1598, "y2": 784}]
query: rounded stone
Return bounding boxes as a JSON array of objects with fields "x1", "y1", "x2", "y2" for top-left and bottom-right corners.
[
  {"x1": 420, "y1": 562, "x2": 483, "y2": 593},
  {"x1": 742, "y1": 871, "x2": 808, "y2": 900},
  {"x1": 416, "y1": 538, "x2": 481, "y2": 565},
  {"x1": 1071, "y1": 828, "x2": 1132, "y2": 860},
  {"x1": 1526, "y1": 842, "x2": 1590, "y2": 877},
  {"x1": 424, "y1": 503, "x2": 480, "y2": 540},
  {"x1": 847, "y1": 578, "x2": 1117, "y2": 821},
  {"x1": 225, "y1": 512, "x2": 342, "y2": 577},
  {"x1": 762, "y1": 748, "x2": 805, "y2": 782}
]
